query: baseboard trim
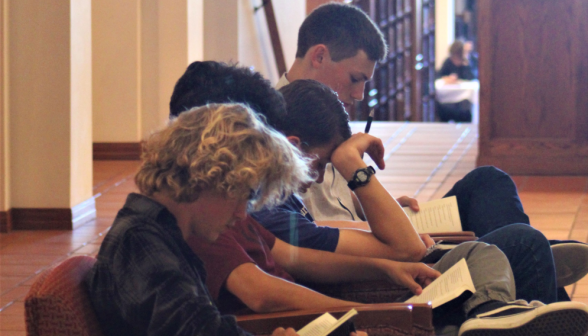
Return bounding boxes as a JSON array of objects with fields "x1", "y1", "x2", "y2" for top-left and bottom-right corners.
[
  {"x1": 10, "y1": 197, "x2": 97, "y2": 231},
  {"x1": 11, "y1": 208, "x2": 73, "y2": 230},
  {"x1": 93, "y1": 142, "x2": 142, "y2": 160},
  {"x1": 0, "y1": 210, "x2": 12, "y2": 233}
]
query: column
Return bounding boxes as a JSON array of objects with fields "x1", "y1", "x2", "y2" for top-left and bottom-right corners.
[
  {"x1": 435, "y1": 0, "x2": 455, "y2": 70},
  {"x1": 5, "y1": 0, "x2": 93, "y2": 230}
]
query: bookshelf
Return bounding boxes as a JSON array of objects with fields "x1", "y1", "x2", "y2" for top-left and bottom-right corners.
[{"x1": 351, "y1": 0, "x2": 435, "y2": 121}]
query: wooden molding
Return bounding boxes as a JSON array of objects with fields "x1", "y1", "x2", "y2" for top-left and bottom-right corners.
[
  {"x1": 261, "y1": 0, "x2": 287, "y2": 76},
  {"x1": 477, "y1": 155, "x2": 588, "y2": 176},
  {"x1": 93, "y1": 142, "x2": 142, "y2": 161},
  {"x1": 9, "y1": 197, "x2": 97, "y2": 231},
  {"x1": 11, "y1": 208, "x2": 73, "y2": 230},
  {"x1": 0, "y1": 210, "x2": 12, "y2": 233}
]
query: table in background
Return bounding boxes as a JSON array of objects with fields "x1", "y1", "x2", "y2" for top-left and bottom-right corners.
[{"x1": 435, "y1": 79, "x2": 480, "y2": 124}]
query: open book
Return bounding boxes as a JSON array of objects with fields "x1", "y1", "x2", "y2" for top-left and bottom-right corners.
[
  {"x1": 405, "y1": 258, "x2": 475, "y2": 308},
  {"x1": 297, "y1": 309, "x2": 357, "y2": 336},
  {"x1": 403, "y1": 196, "x2": 462, "y2": 234}
]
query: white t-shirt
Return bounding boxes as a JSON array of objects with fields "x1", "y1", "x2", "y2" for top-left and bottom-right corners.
[{"x1": 276, "y1": 73, "x2": 360, "y2": 221}]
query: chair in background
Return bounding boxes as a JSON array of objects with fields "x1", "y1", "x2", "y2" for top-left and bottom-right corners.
[{"x1": 25, "y1": 256, "x2": 104, "y2": 336}]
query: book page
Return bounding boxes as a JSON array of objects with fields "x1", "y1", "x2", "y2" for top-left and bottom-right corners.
[
  {"x1": 298, "y1": 313, "x2": 337, "y2": 336},
  {"x1": 405, "y1": 258, "x2": 475, "y2": 308},
  {"x1": 298, "y1": 309, "x2": 358, "y2": 336},
  {"x1": 403, "y1": 196, "x2": 462, "y2": 233}
]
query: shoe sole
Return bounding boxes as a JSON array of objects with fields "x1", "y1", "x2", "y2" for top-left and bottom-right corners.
[
  {"x1": 459, "y1": 303, "x2": 588, "y2": 336},
  {"x1": 552, "y1": 243, "x2": 588, "y2": 287}
]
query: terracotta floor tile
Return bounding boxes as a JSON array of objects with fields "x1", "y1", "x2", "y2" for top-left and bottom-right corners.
[
  {"x1": 72, "y1": 243, "x2": 102, "y2": 255},
  {"x1": 529, "y1": 213, "x2": 576, "y2": 231},
  {"x1": 0, "y1": 243, "x2": 76, "y2": 256},
  {"x1": 574, "y1": 284, "x2": 588, "y2": 297},
  {"x1": 0, "y1": 264, "x2": 44, "y2": 277},
  {"x1": 574, "y1": 217, "x2": 588, "y2": 231},
  {"x1": 0, "y1": 286, "x2": 31, "y2": 306},
  {"x1": 0, "y1": 301, "x2": 24, "y2": 315},
  {"x1": 0, "y1": 254, "x2": 63, "y2": 266},
  {"x1": 538, "y1": 230, "x2": 571, "y2": 240},
  {"x1": 0, "y1": 331, "x2": 26, "y2": 336},
  {"x1": 0, "y1": 313, "x2": 26, "y2": 330},
  {"x1": 0, "y1": 276, "x2": 28, "y2": 294},
  {"x1": 519, "y1": 192, "x2": 583, "y2": 213},
  {"x1": 569, "y1": 230, "x2": 588, "y2": 243}
]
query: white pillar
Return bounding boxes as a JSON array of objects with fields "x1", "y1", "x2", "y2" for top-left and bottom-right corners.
[
  {"x1": 0, "y1": 0, "x2": 9, "y2": 231},
  {"x1": 5, "y1": 0, "x2": 93, "y2": 230},
  {"x1": 435, "y1": 0, "x2": 455, "y2": 70}
]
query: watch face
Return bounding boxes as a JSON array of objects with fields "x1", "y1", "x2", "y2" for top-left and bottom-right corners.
[{"x1": 357, "y1": 171, "x2": 368, "y2": 182}]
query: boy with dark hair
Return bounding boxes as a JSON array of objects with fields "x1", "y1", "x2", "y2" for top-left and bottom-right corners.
[
  {"x1": 281, "y1": 3, "x2": 385, "y2": 110},
  {"x1": 295, "y1": 3, "x2": 387, "y2": 62},
  {"x1": 169, "y1": 61, "x2": 287, "y2": 131}
]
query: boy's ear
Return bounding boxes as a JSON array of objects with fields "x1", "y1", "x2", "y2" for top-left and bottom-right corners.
[
  {"x1": 309, "y1": 44, "x2": 330, "y2": 68},
  {"x1": 286, "y1": 136, "x2": 302, "y2": 148}
]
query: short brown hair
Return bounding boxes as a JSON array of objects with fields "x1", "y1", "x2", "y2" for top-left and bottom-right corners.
[
  {"x1": 136, "y1": 104, "x2": 312, "y2": 209},
  {"x1": 296, "y1": 3, "x2": 387, "y2": 62}
]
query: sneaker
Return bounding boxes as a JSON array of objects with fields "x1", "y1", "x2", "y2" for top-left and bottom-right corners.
[
  {"x1": 458, "y1": 301, "x2": 588, "y2": 336},
  {"x1": 550, "y1": 241, "x2": 588, "y2": 287}
]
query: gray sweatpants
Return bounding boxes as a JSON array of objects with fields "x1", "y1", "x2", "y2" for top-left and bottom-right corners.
[{"x1": 432, "y1": 241, "x2": 516, "y2": 335}]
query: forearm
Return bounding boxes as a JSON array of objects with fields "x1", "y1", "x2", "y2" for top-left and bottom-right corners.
[
  {"x1": 253, "y1": 278, "x2": 358, "y2": 313},
  {"x1": 275, "y1": 241, "x2": 387, "y2": 283},
  {"x1": 333, "y1": 155, "x2": 425, "y2": 261},
  {"x1": 226, "y1": 263, "x2": 357, "y2": 313}
]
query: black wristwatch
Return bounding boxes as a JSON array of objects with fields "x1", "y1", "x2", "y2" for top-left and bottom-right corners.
[{"x1": 347, "y1": 166, "x2": 376, "y2": 190}]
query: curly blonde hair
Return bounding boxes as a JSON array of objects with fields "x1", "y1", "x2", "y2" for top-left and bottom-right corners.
[{"x1": 136, "y1": 103, "x2": 312, "y2": 209}]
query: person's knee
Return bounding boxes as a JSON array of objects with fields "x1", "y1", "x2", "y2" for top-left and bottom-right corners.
[
  {"x1": 469, "y1": 166, "x2": 508, "y2": 181},
  {"x1": 502, "y1": 223, "x2": 549, "y2": 248}
]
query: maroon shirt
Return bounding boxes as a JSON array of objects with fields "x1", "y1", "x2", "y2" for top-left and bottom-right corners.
[{"x1": 188, "y1": 216, "x2": 294, "y2": 315}]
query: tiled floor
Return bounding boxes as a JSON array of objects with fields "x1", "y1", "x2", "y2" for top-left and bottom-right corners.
[{"x1": 1, "y1": 122, "x2": 588, "y2": 334}]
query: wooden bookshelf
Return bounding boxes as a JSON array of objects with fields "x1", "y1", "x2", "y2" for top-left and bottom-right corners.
[{"x1": 351, "y1": 0, "x2": 435, "y2": 121}]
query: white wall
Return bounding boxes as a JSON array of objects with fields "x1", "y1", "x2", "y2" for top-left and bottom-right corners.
[
  {"x1": 187, "y1": 0, "x2": 204, "y2": 63},
  {"x1": 91, "y1": 0, "x2": 305, "y2": 144},
  {"x1": 92, "y1": 0, "x2": 141, "y2": 142},
  {"x1": 202, "y1": 0, "x2": 305, "y2": 84}
]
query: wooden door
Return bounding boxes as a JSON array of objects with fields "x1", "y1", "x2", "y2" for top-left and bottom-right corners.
[{"x1": 477, "y1": 0, "x2": 588, "y2": 174}]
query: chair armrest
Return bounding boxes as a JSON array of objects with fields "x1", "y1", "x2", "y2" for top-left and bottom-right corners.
[
  {"x1": 429, "y1": 231, "x2": 478, "y2": 244},
  {"x1": 428, "y1": 231, "x2": 476, "y2": 238},
  {"x1": 294, "y1": 281, "x2": 434, "y2": 335},
  {"x1": 237, "y1": 303, "x2": 416, "y2": 336}
]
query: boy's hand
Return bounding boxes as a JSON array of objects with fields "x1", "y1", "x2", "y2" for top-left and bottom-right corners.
[
  {"x1": 271, "y1": 327, "x2": 298, "y2": 336},
  {"x1": 419, "y1": 234, "x2": 435, "y2": 248},
  {"x1": 330, "y1": 133, "x2": 385, "y2": 180},
  {"x1": 396, "y1": 196, "x2": 419, "y2": 211},
  {"x1": 381, "y1": 261, "x2": 441, "y2": 295}
]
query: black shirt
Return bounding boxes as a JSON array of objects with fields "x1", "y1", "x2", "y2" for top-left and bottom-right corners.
[
  {"x1": 438, "y1": 58, "x2": 476, "y2": 80},
  {"x1": 85, "y1": 193, "x2": 251, "y2": 336}
]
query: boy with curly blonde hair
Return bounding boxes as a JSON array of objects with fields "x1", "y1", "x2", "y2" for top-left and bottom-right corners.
[{"x1": 85, "y1": 104, "x2": 310, "y2": 336}]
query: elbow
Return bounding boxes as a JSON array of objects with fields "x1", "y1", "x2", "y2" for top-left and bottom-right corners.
[
  {"x1": 397, "y1": 245, "x2": 427, "y2": 262},
  {"x1": 246, "y1": 295, "x2": 283, "y2": 313}
]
